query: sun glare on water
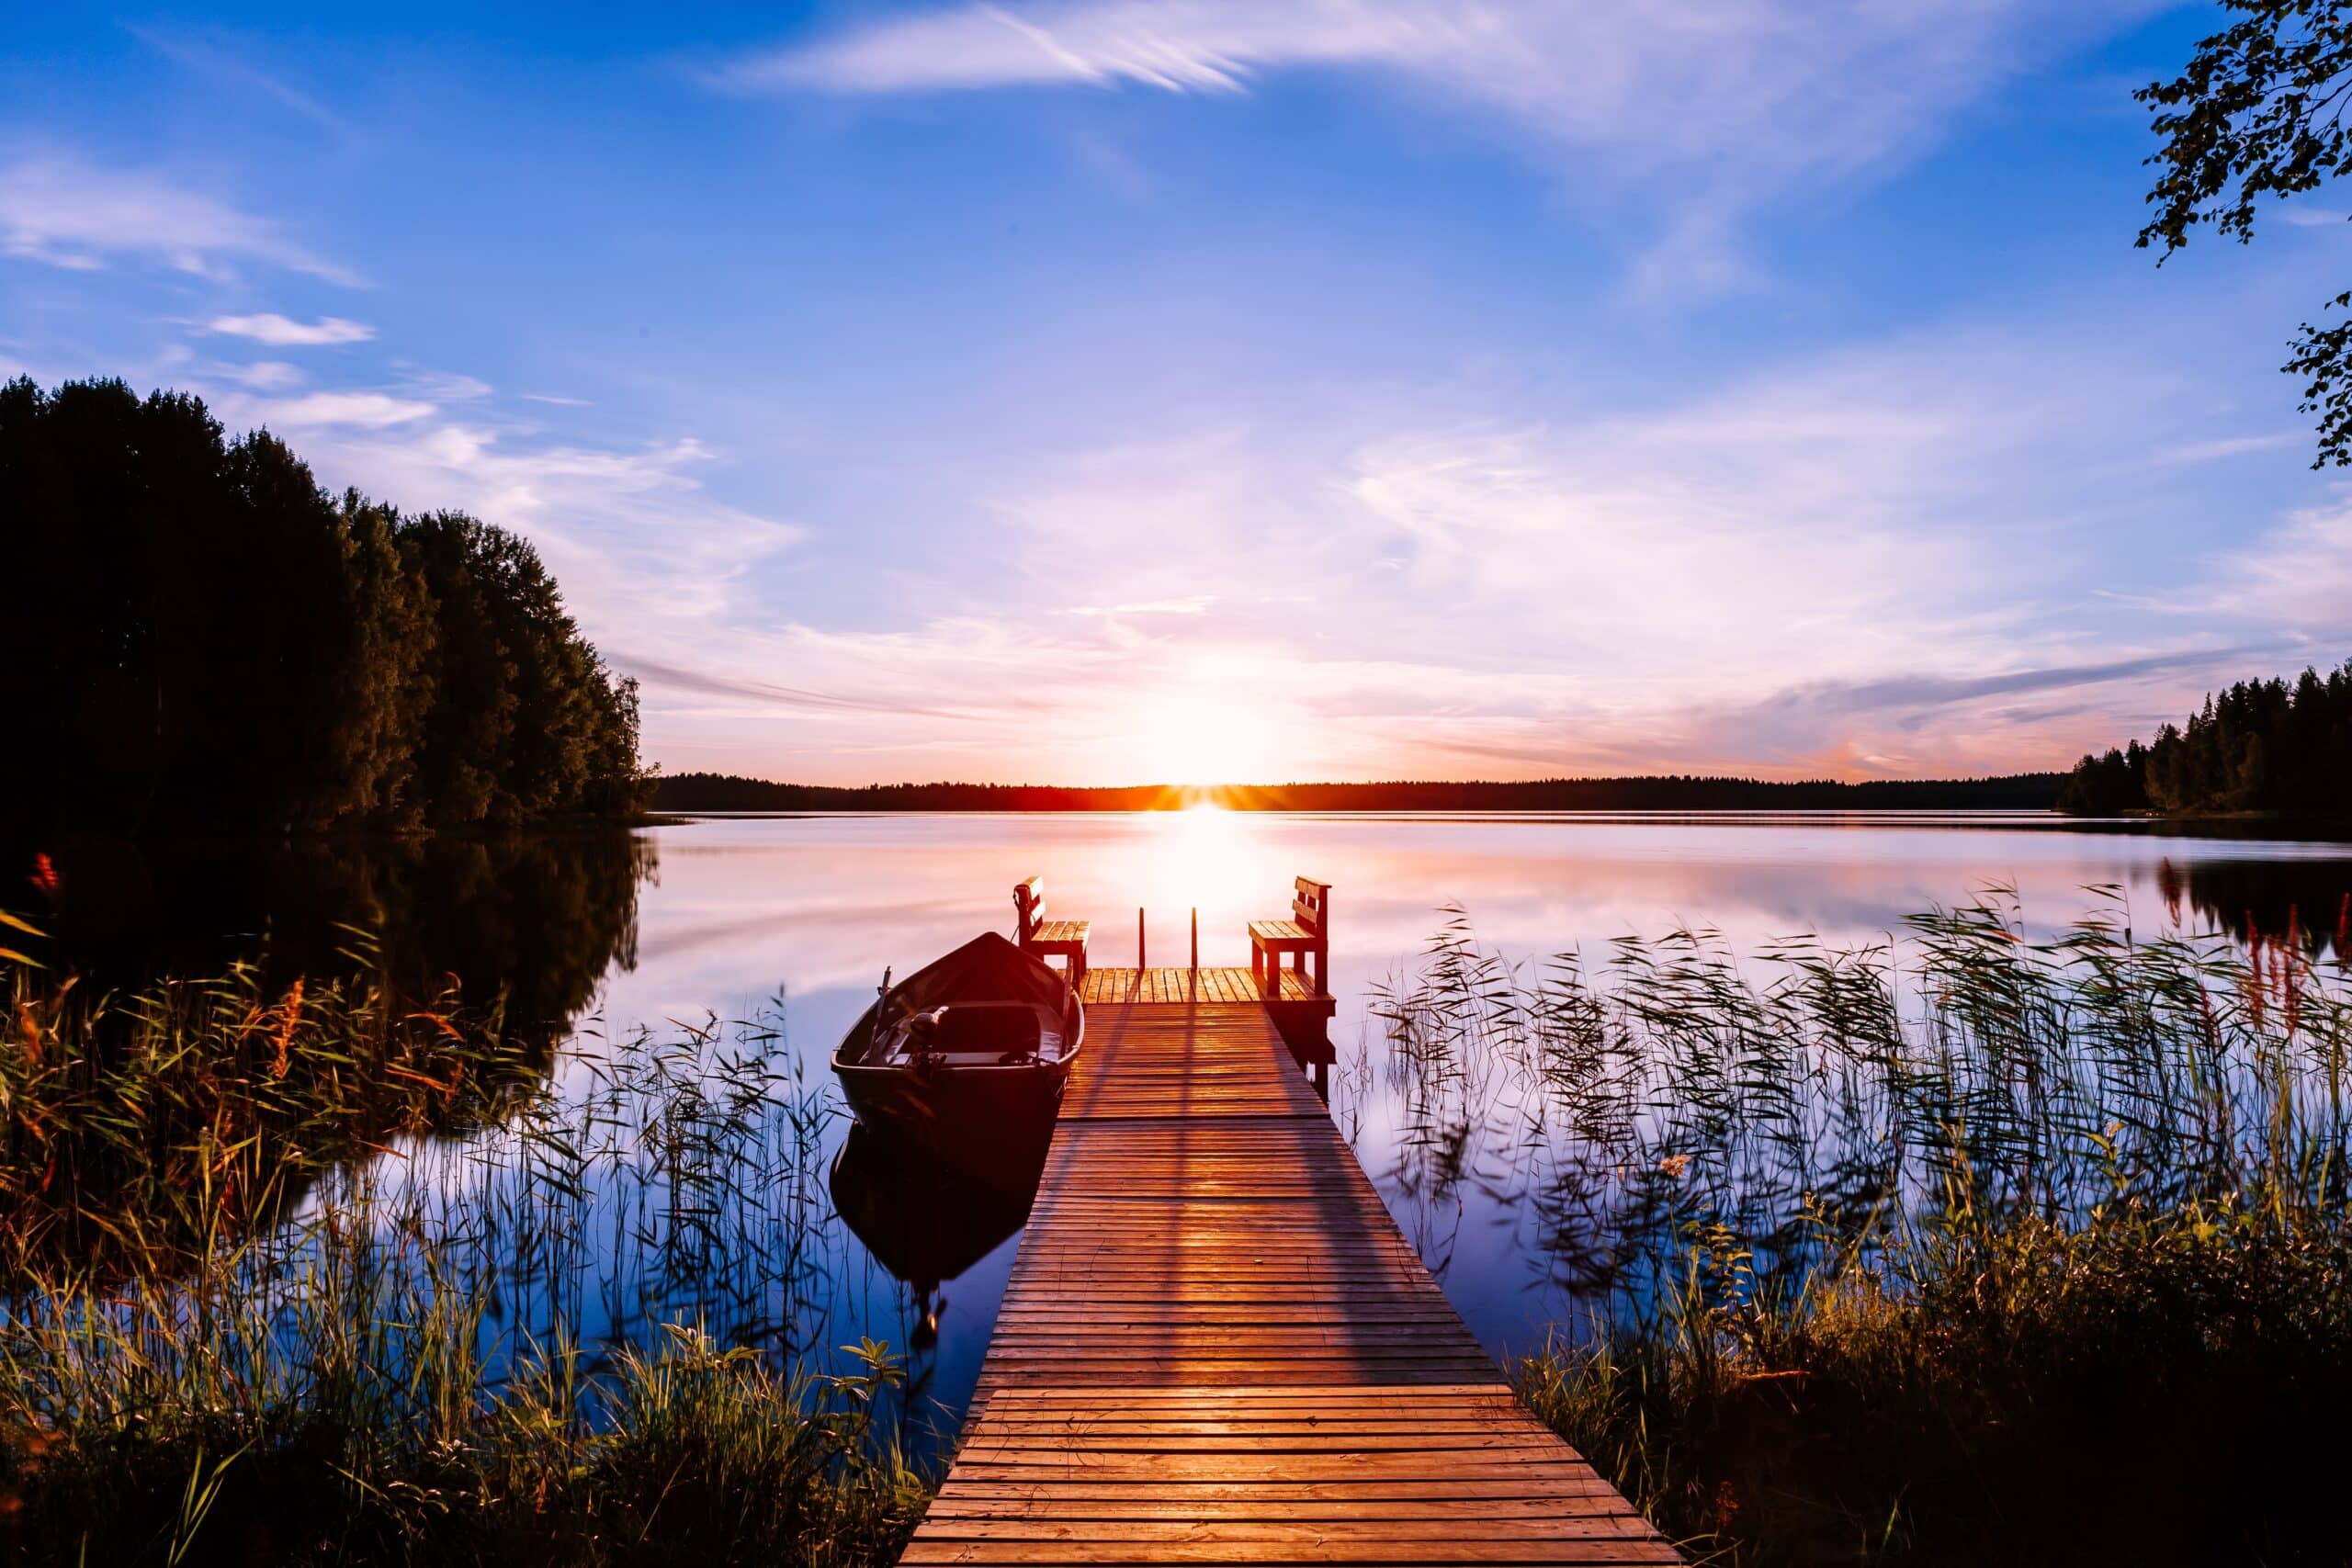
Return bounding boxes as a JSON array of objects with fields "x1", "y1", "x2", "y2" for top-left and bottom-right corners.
[{"x1": 1135, "y1": 790, "x2": 1267, "y2": 945}]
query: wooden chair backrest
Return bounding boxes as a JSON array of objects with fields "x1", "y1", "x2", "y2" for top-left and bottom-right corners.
[
  {"x1": 1013, "y1": 875, "x2": 1045, "y2": 943},
  {"x1": 1293, "y1": 876, "x2": 1330, "y2": 935}
]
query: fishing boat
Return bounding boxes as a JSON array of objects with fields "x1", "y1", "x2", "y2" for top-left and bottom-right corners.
[{"x1": 831, "y1": 931, "x2": 1083, "y2": 1136}]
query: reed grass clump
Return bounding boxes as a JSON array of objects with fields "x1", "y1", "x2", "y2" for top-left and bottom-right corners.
[
  {"x1": 1372, "y1": 889, "x2": 2352, "y2": 1564},
  {"x1": 0, "y1": 930, "x2": 528, "y2": 1274},
  {"x1": 0, "y1": 941, "x2": 930, "y2": 1565}
]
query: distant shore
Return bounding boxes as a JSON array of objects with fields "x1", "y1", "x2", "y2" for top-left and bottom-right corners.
[{"x1": 650, "y1": 771, "x2": 2067, "y2": 814}]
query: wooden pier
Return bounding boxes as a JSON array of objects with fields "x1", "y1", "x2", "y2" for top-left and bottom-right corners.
[{"x1": 902, "y1": 961, "x2": 1678, "y2": 1564}]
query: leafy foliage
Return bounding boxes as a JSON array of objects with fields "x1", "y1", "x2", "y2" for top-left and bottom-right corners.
[
  {"x1": 2140, "y1": 2, "x2": 2352, "y2": 464},
  {"x1": 2051, "y1": 738, "x2": 2150, "y2": 815},
  {"x1": 0, "y1": 378, "x2": 644, "y2": 834},
  {"x1": 2055, "y1": 658, "x2": 2352, "y2": 816}
]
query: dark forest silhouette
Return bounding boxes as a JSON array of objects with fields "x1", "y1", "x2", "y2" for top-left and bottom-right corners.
[
  {"x1": 2057, "y1": 660, "x2": 2352, "y2": 817},
  {"x1": 656, "y1": 772, "x2": 2066, "y2": 813},
  {"x1": 1, "y1": 378, "x2": 643, "y2": 837}
]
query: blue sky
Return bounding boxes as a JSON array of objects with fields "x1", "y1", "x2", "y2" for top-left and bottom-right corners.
[{"x1": 6, "y1": 2, "x2": 2348, "y2": 784}]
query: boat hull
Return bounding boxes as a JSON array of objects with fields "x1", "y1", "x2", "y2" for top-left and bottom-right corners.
[
  {"x1": 833, "y1": 1053, "x2": 1066, "y2": 1144},
  {"x1": 831, "y1": 931, "x2": 1083, "y2": 1149}
]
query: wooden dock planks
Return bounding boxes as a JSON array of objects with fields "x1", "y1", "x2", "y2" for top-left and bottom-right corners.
[
  {"x1": 906, "y1": 998, "x2": 1678, "y2": 1565},
  {"x1": 1077, "y1": 967, "x2": 1327, "y2": 1007}
]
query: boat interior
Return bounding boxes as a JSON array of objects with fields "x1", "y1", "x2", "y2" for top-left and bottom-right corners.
[{"x1": 884, "y1": 999, "x2": 1065, "y2": 1066}]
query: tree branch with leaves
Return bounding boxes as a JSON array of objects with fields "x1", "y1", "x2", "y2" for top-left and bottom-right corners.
[{"x1": 2141, "y1": 1, "x2": 2352, "y2": 464}]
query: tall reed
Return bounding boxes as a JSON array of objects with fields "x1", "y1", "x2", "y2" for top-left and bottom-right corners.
[
  {"x1": 1365, "y1": 889, "x2": 2352, "y2": 1563},
  {"x1": 0, "y1": 940, "x2": 931, "y2": 1565}
]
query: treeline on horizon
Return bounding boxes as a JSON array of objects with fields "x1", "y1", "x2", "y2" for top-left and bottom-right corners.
[
  {"x1": 1, "y1": 378, "x2": 643, "y2": 838},
  {"x1": 654, "y1": 771, "x2": 2066, "y2": 813},
  {"x1": 2057, "y1": 660, "x2": 2352, "y2": 818}
]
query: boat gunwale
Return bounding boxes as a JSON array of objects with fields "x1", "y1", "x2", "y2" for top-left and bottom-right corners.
[{"x1": 830, "y1": 937, "x2": 1086, "y2": 1081}]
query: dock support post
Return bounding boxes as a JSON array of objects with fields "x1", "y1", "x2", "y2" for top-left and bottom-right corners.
[
  {"x1": 1136, "y1": 907, "x2": 1146, "y2": 971},
  {"x1": 1190, "y1": 908, "x2": 1198, "y2": 973}
]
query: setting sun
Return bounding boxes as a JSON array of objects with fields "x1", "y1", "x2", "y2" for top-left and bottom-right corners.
[{"x1": 1125, "y1": 691, "x2": 1290, "y2": 787}]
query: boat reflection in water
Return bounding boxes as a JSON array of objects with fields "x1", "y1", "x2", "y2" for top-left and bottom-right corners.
[{"x1": 829, "y1": 1100, "x2": 1056, "y2": 1352}]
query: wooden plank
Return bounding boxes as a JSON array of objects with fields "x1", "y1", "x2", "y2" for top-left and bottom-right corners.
[
  {"x1": 907, "y1": 998, "x2": 1674, "y2": 1565},
  {"x1": 901, "y1": 1543, "x2": 1682, "y2": 1565},
  {"x1": 1078, "y1": 970, "x2": 1336, "y2": 1005}
]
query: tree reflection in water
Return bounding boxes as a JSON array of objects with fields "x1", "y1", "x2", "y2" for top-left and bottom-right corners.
[
  {"x1": 23, "y1": 827, "x2": 651, "y2": 1061},
  {"x1": 0, "y1": 829, "x2": 657, "y2": 1273}
]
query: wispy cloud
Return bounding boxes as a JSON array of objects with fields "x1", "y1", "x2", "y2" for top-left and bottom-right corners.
[
  {"x1": 1669, "y1": 646, "x2": 2281, "y2": 773},
  {"x1": 678, "y1": 311, "x2": 2295, "y2": 784},
  {"x1": 1068, "y1": 594, "x2": 1218, "y2": 617},
  {"x1": 729, "y1": 0, "x2": 2165, "y2": 292},
  {"x1": 127, "y1": 24, "x2": 354, "y2": 135},
  {"x1": 223, "y1": 360, "x2": 305, "y2": 391},
  {"x1": 253, "y1": 390, "x2": 435, "y2": 429},
  {"x1": 400, "y1": 370, "x2": 492, "y2": 402},
  {"x1": 616, "y1": 655, "x2": 982, "y2": 722},
  {"x1": 171, "y1": 294, "x2": 2306, "y2": 785},
  {"x1": 725, "y1": 0, "x2": 1449, "y2": 95},
  {"x1": 2157, "y1": 432, "x2": 2300, "y2": 465},
  {"x1": 1323, "y1": 340, "x2": 2114, "y2": 695},
  {"x1": 206, "y1": 312, "x2": 375, "y2": 345},
  {"x1": 2201, "y1": 496, "x2": 2352, "y2": 637},
  {"x1": 0, "y1": 154, "x2": 361, "y2": 284}
]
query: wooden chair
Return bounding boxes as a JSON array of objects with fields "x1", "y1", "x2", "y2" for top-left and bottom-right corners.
[
  {"x1": 1013, "y1": 875, "x2": 1089, "y2": 983},
  {"x1": 1250, "y1": 876, "x2": 1330, "y2": 997}
]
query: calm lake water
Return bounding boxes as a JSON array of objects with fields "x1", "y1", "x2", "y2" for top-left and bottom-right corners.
[{"x1": 43, "y1": 810, "x2": 2352, "y2": 1442}]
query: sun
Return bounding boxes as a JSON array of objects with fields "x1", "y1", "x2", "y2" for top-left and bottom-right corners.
[{"x1": 1126, "y1": 693, "x2": 1286, "y2": 787}]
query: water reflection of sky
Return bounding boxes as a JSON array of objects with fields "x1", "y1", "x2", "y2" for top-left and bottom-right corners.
[
  {"x1": 556, "y1": 810, "x2": 2352, "y2": 1423},
  {"x1": 613, "y1": 809, "x2": 2351, "y2": 1027}
]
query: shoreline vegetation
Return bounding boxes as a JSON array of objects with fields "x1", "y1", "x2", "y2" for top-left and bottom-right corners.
[
  {"x1": 2057, "y1": 659, "x2": 2352, "y2": 818},
  {"x1": 6, "y1": 886, "x2": 2351, "y2": 1562},
  {"x1": 651, "y1": 772, "x2": 2067, "y2": 814},
  {"x1": 0, "y1": 930, "x2": 929, "y2": 1565},
  {"x1": 1, "y1": 378, "x2": 646, "y2": 840},
  {"x1": 1363, "y1": 894, "x2": 2352, "y2": 1563}
]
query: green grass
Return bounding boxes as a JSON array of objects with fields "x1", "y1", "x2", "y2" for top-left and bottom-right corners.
[
  {"x1": 0, "y1": 936, "x2": 933, "y2": 1565},
  {"x1": 1369, "y1": 889, "x2": 2352, "y2": 1564},
  {"x1": 0, "y1": 1301, "x2": 926, "y2": 1565}
]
